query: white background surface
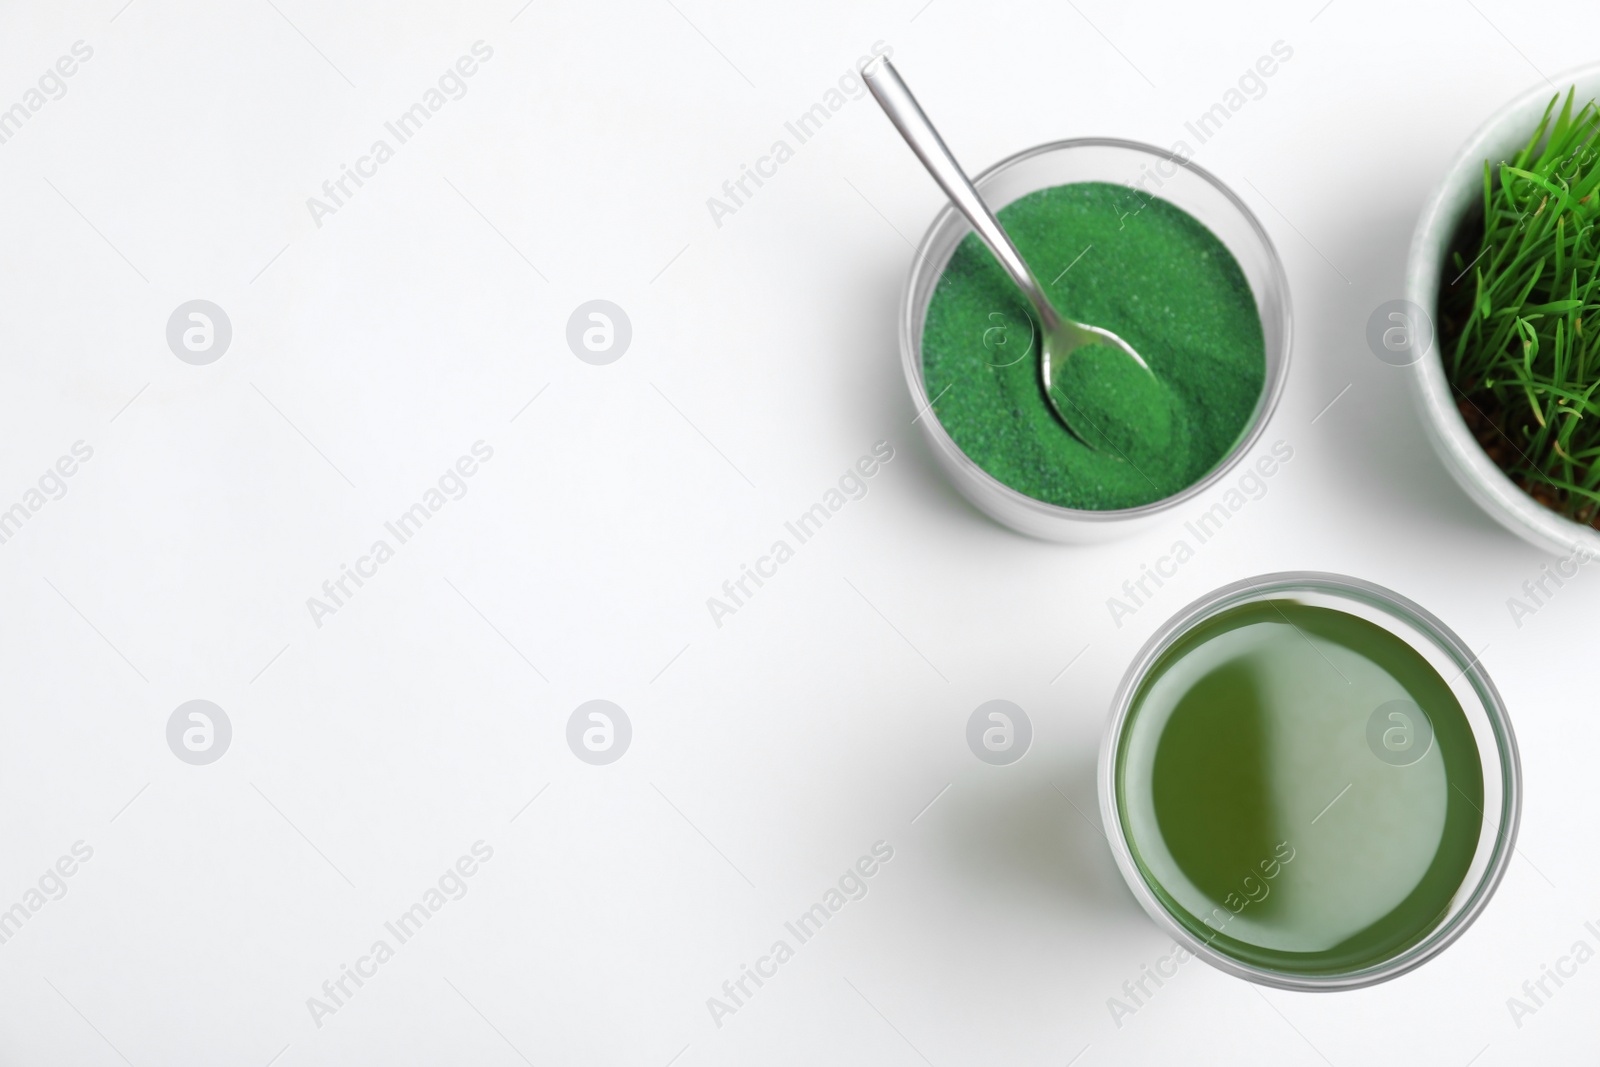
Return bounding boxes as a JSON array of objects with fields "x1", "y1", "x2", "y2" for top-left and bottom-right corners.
[{"x1": 0, "y1": 0, "x2": 1596, "y2": 1063}]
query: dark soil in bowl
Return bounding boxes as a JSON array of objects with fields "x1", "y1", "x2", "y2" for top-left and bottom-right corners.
[{"x1": 1437, "y1": 206, "x2": 1600, "y2": 530}]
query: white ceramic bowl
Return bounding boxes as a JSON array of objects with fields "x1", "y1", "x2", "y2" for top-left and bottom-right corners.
[
  {"x1": 1405, "y1": 63, "x2": 1600, "y2": 556},
  {"x1": 899, "y1": 139, "x2": 1292, "y2": 543}
]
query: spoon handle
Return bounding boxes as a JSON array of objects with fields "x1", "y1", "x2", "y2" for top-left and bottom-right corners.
[{"x1": 862, "y1": 56, "x2": 1061, "y2": 334}]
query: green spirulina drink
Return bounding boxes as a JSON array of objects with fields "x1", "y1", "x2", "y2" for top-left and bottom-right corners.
[{"x1": 1115, "y1": 599, "x2": 1486, "y2": 977}]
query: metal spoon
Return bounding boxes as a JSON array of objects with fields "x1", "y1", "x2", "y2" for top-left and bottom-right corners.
[{"x1": 862, "y1": 57, "x2": 1160, "y2": 456}]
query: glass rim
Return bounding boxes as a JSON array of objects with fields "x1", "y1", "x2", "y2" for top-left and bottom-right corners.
[
  {"x1": 1096, "y1": 570, "x2": 1523, "y2": 991},
  {"x1": 898, "y1": 136, "x2": 1294, "y2": 524}
]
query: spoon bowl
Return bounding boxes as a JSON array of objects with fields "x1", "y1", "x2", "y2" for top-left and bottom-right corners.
[{"x1": 1043, "y1": 319, "x2": 1174, "y2": 463}]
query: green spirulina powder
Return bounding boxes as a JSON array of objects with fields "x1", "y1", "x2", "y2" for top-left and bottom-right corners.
[
  {"x1": 922, "y1": 182, "x2": 1265, "y2": 509},
  {"x1": 1116, "y1": 601, "x2": 1486, "y2": 976}
]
